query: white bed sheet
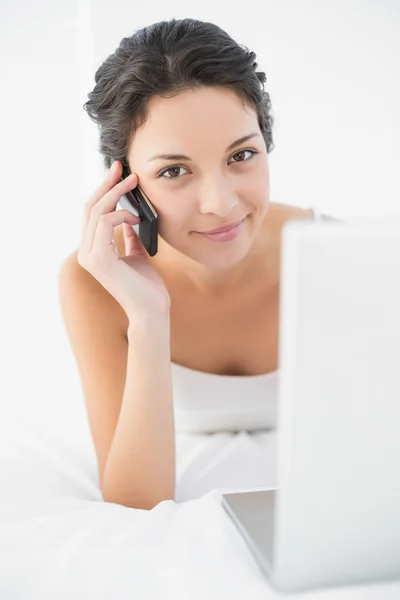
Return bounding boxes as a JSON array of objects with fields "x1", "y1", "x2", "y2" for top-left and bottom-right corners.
[{"x1": 1, "y1": 411, "x2": 400, "y2": 600}]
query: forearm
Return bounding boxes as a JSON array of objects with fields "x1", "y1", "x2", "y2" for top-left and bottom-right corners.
[{"x1": 101, "y1": 316, "x2": 175, "y2": 509}]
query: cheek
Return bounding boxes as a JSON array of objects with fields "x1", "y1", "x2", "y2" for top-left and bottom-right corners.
[
  {"x1": 155, "y1": 204, "x2": 193, "y2": 238},
  {"x1": 255, "y1": 167, "x2": 270, "y2": 200},
  {"x1": 241, "y1": 176, "x2": 270, "y2": 206}
]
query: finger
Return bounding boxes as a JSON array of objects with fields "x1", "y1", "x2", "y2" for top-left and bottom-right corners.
[
  {"x1": 80, "y1": 162, "x2": 138, "y2": 238},
  {"x1": 81, "y1": 172, "x2": 139, "y2": 253},
  {"x1": 88, "y1": 209, "x2": 140, "y2": 256},
  {"x1": 80, "y1": 162, "x2": 121, "y2": 234},
  {"x1": 87, "y1": 161, "x2": 122, "y2": 210},
  {"x1": 121, "y1": 221, "x2": 147, "y2": 257}
]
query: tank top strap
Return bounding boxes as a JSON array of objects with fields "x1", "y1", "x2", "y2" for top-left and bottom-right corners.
[{"x1": 310, "y1": 206, "x2": 323, "y2": 221}]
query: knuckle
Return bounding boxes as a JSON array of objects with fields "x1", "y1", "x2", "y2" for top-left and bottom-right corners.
[
  {"x1": 83, "y1": 202, "x2": 95, "y2": 220},
  {"x1": 77, "y1": 251, "x2": 87, "y2": 268},
  {"x1": 83, "y1": 196, "x2": 95, "y2": 210},
  {"x1": 89, "y1": 204, "x2": 103, "y2": 220},
  {"x1": 97, "y1": 212, "x2": 109, "y2": 224}
]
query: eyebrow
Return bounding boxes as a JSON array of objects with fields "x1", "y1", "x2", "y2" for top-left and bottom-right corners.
[{"x1": 146, "y1": 133, "x2": 261, "y2": 162}]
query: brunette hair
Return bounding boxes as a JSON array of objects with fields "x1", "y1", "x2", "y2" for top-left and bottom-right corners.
[{"x1": 83, "y1": 17, "x2": 275, "y2": 170}]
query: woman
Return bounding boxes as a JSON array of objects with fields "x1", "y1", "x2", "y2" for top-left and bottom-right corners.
[{"x1": 58, "y1": 17, "x2": 338, "y2": 510}]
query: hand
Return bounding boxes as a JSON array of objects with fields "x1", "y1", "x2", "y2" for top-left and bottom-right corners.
[{"x1": 77, "y1": 161, "x2": 171, "y2": 321}]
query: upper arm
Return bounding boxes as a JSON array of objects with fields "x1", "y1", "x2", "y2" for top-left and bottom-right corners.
[{"x1": 58, "y1": 249, "x2": 129, "y2": 490}]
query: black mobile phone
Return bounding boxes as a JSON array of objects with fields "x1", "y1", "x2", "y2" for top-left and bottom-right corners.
[{"x1": 117, "y1": 164, "x2": 158, "y2": 256}]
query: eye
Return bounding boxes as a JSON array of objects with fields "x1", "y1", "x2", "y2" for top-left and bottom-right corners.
[
  {"x1": 228, "y1": 148, "x2": 260, "y2": 164},
  {"x1": 158, "y1": 165, "x2": 189, "y2": 180},
  {"x1": 156, "y1": 148, "x2": 260, "y2": 181}
]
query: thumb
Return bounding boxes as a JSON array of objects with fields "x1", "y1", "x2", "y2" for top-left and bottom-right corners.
[{"x1": 122, "y1": 221, "x2": 147, "y2": 256}]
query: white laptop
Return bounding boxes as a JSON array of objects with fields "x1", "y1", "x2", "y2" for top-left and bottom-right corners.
[{"x1": 222, "y1": 217, "x2": 400, "y2": 593}]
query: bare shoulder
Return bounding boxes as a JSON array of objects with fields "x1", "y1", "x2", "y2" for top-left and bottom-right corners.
[
  {"x1": 264, "y1": 203, "x2": 344, "y2": 278},
  {"x1": 58, "y1": 226, "x2": 129, "y2": 333},
  {"x1": 276, "y1": 202, "x2": 343, "y2": 224}
]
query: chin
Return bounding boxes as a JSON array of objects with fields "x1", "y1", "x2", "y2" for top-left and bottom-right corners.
[{"x1": 194, "y1": 239, "x2": 254, "y2": 270}]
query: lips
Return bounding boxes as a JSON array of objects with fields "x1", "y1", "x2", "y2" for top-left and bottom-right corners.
[{"x1": 199, "y1": 217, "x2": 245, "y2": 235}]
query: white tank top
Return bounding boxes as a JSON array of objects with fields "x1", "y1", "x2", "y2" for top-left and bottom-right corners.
[{"x1": 172, "y1": 206, "x2": 323, "y2": 433}]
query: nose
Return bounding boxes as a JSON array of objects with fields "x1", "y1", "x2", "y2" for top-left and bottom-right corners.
[{"x1": 197, "y1": 175, "x2": 240, "y2": 217}]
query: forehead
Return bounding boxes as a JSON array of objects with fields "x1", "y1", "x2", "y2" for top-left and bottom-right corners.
[{"x1": 129, "y1": 86, "x2": 258, "y2": 155}]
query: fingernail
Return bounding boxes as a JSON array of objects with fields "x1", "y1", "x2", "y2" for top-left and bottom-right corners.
[{"x1": 111, "y1": 161, "x2": 117, "y2": 172}]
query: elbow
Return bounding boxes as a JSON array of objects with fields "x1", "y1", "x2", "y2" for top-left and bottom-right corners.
[{"x1": 101, "y1": 482, "x2": 175, "y2": 510}]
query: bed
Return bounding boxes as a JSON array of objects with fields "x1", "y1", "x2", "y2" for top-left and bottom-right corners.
[{"x1": 1, "y1": 398, "x2": 400, "y2": 599}]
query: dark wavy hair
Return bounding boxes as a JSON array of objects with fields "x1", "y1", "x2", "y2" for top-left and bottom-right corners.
[{"x1": 83, "y1": 17, "x2": 275, "y2": 171}]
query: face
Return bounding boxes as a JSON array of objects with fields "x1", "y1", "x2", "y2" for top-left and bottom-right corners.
[{"x1": 126, "y1": 86, "x2": 270, "y2": 270}]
